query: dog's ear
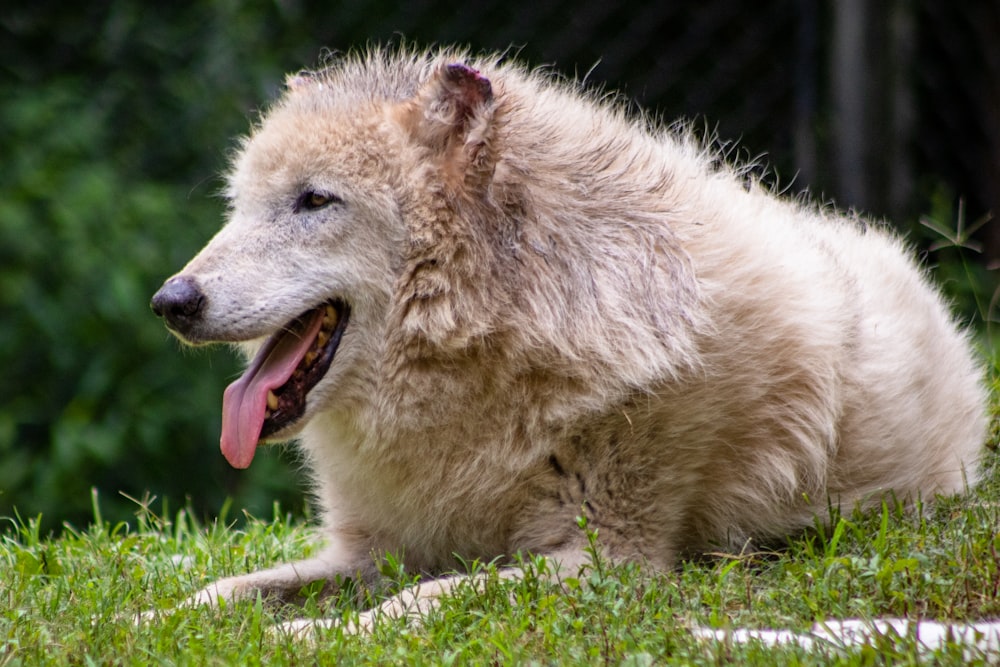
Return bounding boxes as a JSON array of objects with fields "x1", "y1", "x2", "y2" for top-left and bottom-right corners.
[{"x1": 396, "y1": 63, "x2": 497, "y2": 182}]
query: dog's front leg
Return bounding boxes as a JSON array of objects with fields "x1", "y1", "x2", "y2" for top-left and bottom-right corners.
[
  {"x1": 133, "y1": 542, "x2": 375, "y2": 627},
  {"x1": 275, "y1": 546, "x2": 594, "y2": 637},
  {"x1": 184, "y1": 543, "x2": 376, "y2": 609},
  {"x1": 274, "y1": 571, "x2": 483, "y2": 637}
]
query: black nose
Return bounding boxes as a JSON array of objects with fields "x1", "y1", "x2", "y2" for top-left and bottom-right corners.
[{"x1": 150, "y1": 276, "x2": 205, "y2": 334}]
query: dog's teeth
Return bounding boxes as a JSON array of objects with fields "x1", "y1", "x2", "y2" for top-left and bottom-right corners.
[
  {"x1": 304, "y1": 350, "x2": 317, "y2": 366},
  {"x1": 266, "y1": 390, "x2": 279, "y2": 410},
  {"x1": 316, "y1": 330, "x2": 330, "y2": 349},
  {"x1": 323, "y1": 305, "x2": 338, "y2": 328}
]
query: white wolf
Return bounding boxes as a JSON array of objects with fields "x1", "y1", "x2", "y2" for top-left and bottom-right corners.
[{"x1": 150, "y1": 47, "x2": 986, "y2": 633}]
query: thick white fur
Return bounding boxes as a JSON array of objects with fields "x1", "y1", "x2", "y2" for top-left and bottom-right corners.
[{"x1": 159, "y1": 47, "x2": 986, "y2": 634}]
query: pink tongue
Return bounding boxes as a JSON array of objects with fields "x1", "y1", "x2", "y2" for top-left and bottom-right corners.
[{"x1": 220, "y1": 310, "x2": 324, "y2": 469}]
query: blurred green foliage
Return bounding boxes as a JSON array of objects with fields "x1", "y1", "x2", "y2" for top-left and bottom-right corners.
[
  {"x1": 1, "y1": 2, "x2": 994, "y2": 531},
  {"x1": 0, "y1": 2, "x2": 325, "y2": 530}
]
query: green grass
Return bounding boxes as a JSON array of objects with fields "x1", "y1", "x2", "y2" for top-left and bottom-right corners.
[{"x1": 1, "y1": 444, "x2": 997, "y2": 665}]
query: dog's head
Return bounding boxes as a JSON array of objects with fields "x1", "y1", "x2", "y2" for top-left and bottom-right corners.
[{"x1": 151, "y1": 52, "x2": 501, "y2": 468}]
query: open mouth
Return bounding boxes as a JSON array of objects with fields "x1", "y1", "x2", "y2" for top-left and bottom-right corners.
[{"x1": 220, "y1": 300, "x2": 350, "y2": 469}]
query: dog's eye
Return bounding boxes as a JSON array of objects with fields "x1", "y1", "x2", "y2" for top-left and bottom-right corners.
[{"x1": 295, "y1": 190, "x2": 341, "y2": 212}]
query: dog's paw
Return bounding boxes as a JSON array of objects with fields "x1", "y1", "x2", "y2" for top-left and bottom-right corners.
[
  {"x1": 126, "y1": 579, "x2": 250, "y2": 628},
  {"x1": 108, "y1": 607, "x2": 165, "y2": 629},
  {"x1": 183, "y1": 578, "x2": 248, "y2": 608},
  {"x1": 271, "y1": 617, "x2": 340, "y2": 640},
  {"x1": 269, "y1": 614, "x2": 372, "y2": 641},
  {"x1": 269, "y1": 607, "x2": 397, "y2": 640}
]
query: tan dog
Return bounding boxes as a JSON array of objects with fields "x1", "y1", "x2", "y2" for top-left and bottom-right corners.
[{"x1": 151, "y1": 47, "x2": 986, "y2": 633}]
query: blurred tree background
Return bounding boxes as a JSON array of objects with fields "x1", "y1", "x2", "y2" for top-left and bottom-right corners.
[{"x1": 2, "y1": 0, "x2": 998, "y2": 531}]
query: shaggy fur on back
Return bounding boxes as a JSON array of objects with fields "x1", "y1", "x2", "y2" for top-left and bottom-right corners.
[{"x1": 152, "y1": 46, "x2": 986, "y2": 628}]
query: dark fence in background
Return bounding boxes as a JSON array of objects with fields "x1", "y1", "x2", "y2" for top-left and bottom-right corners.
[{"x1": 2, "y1": 0, "x2": 997, "y2": 528}]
